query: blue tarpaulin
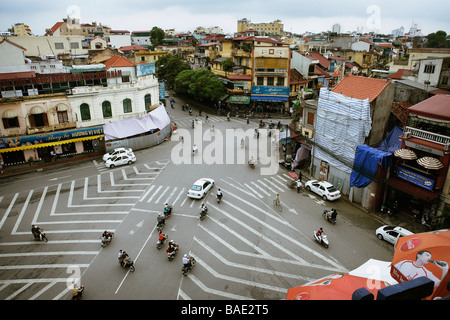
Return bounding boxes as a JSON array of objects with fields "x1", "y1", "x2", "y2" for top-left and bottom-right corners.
[
  {"x1": 350, "y1": 144, "x2": 392, "y2": 187},
  {"x1": 376, "y1": 126, "x2": 403, "y2": 153}
]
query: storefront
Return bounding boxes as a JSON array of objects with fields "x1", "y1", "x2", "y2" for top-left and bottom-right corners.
[
  {"x1": 250, "y1": 86, "x2": 289, "y2": 114},
  {"x1": 0, "y1": 126, "x2": 104, "y2": 166},
  {"x1": 228, "y1": 95, "x2": 251, "y2": 113}
]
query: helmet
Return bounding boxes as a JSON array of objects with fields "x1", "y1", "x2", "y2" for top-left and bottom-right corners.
[{"x1": 184, "y1": 254, "x2": 187, "y2": 258}]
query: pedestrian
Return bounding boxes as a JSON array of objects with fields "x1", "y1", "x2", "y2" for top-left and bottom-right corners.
[
  {"x1": 296, "y1": 178, "x2": 303, "y2": 193},
  {"x1": 298, "y1": 171, "x2": 302, "y2": 183},
  {"x1": 0, "y1": 159, "x2": 4, "y2": 175}
]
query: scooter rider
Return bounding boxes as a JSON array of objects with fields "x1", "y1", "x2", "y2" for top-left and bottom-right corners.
[
  {"x1": 331, "y1": 209, "x2": 337, "y2": 221},
  {"x1": 167, "y1": 240, "x2": 178, "y2": 255},
  {"x1": 183, "y1": 254, "x2": 192, "y2": 269},
  {"x1": 157, "y1": 213, "x2": 166, "y2": 226},
  {"x1": 164, "y1": 203, "x2": 173, "y2": 216},
  {"x1": 101, "y1": 230, "x2": 113, "y2": 244},
  {"x1": 201, "y1": 204, "x2": 208, "y2": 215},
  {"x1": 316, "y1": 228, "x2": 325, "y2": 242},
  {"x1": 158, "y1": 231, "x2": 167, "y2": 245},
  {"x1": 31, "y1": 225, "x2": 42, "y2": 240}
]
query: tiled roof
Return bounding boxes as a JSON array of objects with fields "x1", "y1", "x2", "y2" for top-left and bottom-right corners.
[
  {"x1": 103, "y1": 55, "x2": 135, "y2": 69},
  {"x1": 314, "y1": 65, "x2": 331, "y2": 77},
  {"x1": 331, "y1": 75, "x2": 391, "y2": 102},
  {"x1": 119, "y1": 45, "x2": 146, "y2": 51},
  {"x1": 227, "y1": 74, "x2": 252, "y2": 81},
  {"x1": 385, "y1": 69, "x2": 413, "y2": 80},
  {"x1": 408, "y1": 94, "x2": 450, "y2": 121},
  {"x1": 308, "y1": 52, "x2": 330, "y2": 68}
]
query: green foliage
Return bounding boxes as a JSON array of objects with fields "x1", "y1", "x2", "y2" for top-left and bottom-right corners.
[
  {"x1": 221, "y1": 60, "x2": 233, "y2": 72},
  {"x1": 426, "y1": 30, "x2": 449, "y2": 48},
  {"x1": 174, "y1": 69, "x2": 225, "y2": 102},
  {"x1": 155, "y1": 54, "x2": 190, "y2": 89},
  {"x1": 149, "y1": 26, "x2": 165, "y2": 48}
]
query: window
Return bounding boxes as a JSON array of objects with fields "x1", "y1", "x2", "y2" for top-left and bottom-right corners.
[
  {"x1": 2, "y1": 115, "x2": 19, "y2": 129},
  {"x1": 80, "y1": 103, "x2": 91, "y2": 121},
  {"x1": 123, "y1": 99, "x2": 132, "y2": 113},
  {"x1": 307, "y1": 112, "x2": 315, "y2": 126},
  {"x1": 441, "y1": 76, "x2": 448, "y2": 85},
  {"x1": 57, "y1": 111, "x2": 69, "y2": 123},
  {"x1": 144, "y1": 94, "x2": 152, "y2": 112},
  {"x1": 70, "y1": 42, "x2": 79, "y2": 49},
  {"x1": 54, "y1": 43, "x2": 64, "y2": 50},
  {"x1": 267, "y1": 77, "x2": 274, "y2": 86},
  {"x1": 424, "y1": 64, "x2": 435, "y2": 74},
  {"x1": 277, "y1": 77, "x2": 285, "y2": 86},
  {"x1": 257, "y1": 77, "x2": 264, "y2": 85},
  {"x1": 102, "y1": 101, "x2": 112, "y2": 118}
]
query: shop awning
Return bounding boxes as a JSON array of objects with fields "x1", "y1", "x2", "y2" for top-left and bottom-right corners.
[
  {"x1": 229, "y1": 95, "x2": 251, "y2": 104},
  {"x1": 251, "y1": 95, "x2": 288, "y2": 102},
  {"x1": 0, "y1": 135, "x2": 103, "y2": 153},
  {"x1": 386, "y1": 177, "x2": 441, "y2": 202}
]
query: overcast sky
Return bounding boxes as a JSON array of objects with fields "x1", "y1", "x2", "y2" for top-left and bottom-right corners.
[{"x1": 1, "y1": 0, "x2": 449, "y2": 36}]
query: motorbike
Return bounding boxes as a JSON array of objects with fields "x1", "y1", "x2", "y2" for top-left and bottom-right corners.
[
  {"x1": 156, "y1": 220, "x2": 165, "y2": 232},
  {"x1": 164, "y1": 205, "x2": 173, "y2": 218},
  {"x1": 322, "y1": 210, "x2": 337, "y2": 225},
  {"x1": 192, "y1": 121, "x2": 195, "y2": 128},
  {"x1": 200, "y1": 206, "x2": 208, "y2": 221},
  {"x1": 313, "y1": 231, "x2": 329, "y2": 248},
  {"x1": 248, "y1": 159, "x2": 257, "y2": 169},
  {"x1": 71, "y1": 285, "x2": 84, "y2": 300},
  {"x1": 119, "y1": 258, "x2": 135, "y2": 272},
  {"x1": 33, "y1": 230, "x2": 48, "y2": 242},
  {"x1": 167, "y1": 243, "x2": 179, "y2": 261},
  {"x1": 259, "y1": 121, "x2": 265, "y2": 128},
  {"x1": 101, "y1": 231, "x2": 114, "y2": 247},
  {"x1": 182, "y1": 256, "x2": 197, "y2": 276},
  {"x1": 156, "y1": 234, "x2": 168, "y2": 250}
]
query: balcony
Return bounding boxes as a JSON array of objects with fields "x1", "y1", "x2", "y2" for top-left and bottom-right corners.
[
  {"x1": 404, "y1": 126, "x2": 450, "y2": 146},
  {"x1": 231, "y1": 49, "x2": 252, "y2": 58}
]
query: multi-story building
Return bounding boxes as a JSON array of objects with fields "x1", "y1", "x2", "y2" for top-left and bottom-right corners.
[
  {"x1": 251, "y1": 40, "x2": 291, "y2": 113},
  {"x1": 389, "y1": 94, "x2": 450, "y2": 228},
  {"x1": 11, "y1": 23, "x2": 32, "y2": 36},
  {"x1": 237, "y1": 18, "x2": 284, "y2": 36},
  {"x1": 0, "y1": 42, "x2": 160, "y2": 167}
]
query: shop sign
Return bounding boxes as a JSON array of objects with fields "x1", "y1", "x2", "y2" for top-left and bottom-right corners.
[
  {"x1": 396, "y1": 166, "x2": 435, "y2": 191},
  {"x1": 251, "y1": 86, "x2": 289, "y2": 96},
  {"x1": 0, "y1": 126, "x2": 104, "y2": 149},
  {"x1": 229, "y1": 95, "x2": 251, "y2": 104}
]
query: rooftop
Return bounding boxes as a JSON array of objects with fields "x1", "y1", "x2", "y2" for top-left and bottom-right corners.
[
  {"x1": 408, "y1": 94, "x2": 450, "y2": 122},
  {"x1": 103, "y1": 55, "x2": 135, "y2": 69},
  {"x1": 332, "y1": 75, "x2": 391, "y2": 102}
]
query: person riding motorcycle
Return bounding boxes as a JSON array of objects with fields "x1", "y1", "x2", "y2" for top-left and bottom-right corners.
[
  {"x1": 330, "y1": 209, "x2": 338, "y2": 221},
  {"x1": 120, "y1": 251, "x2": 131, "y2": 267},
  {"x1": 164, "y1": 203, "x2": 173, "y2": 216},
  {"x1": 71, "y1": 286, "x2": 84, "y2": 299},
  {"x1": 101, "y1": 230, "x2": 113, "y2": 244},
  {"x1": 157, "y1": 213, "x2": 166, "y2": 226},
  {"x1": 158, "y1": 231, "x2": 167, "y2": 245},
  {"x1": 192, "y1": 144, "x2": 198, "y2": 154},
  {"x1": 31, "y1": 225, "x2": 43, "y2": 240},
  {"x1": 201, "y1": 204, "x2": 208, "y2": 215},
  {"x1": 182, "y1": 254, "x2": 192, "y2": 269},
  {"x1": 166, "y1": 240, "x2": 179, "y2": 256},
  {"x1": 316, "y1": 228, "x2": 325, "y2": 242}
]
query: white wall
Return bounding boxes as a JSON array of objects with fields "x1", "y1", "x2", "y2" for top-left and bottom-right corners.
[{"x1": 5, "y1": 36, "x2": 88, "y2": 56}]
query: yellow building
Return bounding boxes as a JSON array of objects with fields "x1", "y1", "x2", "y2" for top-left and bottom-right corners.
[
  {"x1": 134, "y1": 49, "x2": 169, "y2": 64},
  {"x1": 12, "y1": 23, "x2": 32, "y2": 36},
  {"x1": 237, "y1": 18, "x2": 284, "y2": 36}
]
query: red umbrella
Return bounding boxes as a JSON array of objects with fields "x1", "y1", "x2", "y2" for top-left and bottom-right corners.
[
  {"x1": 391, "y1": 229, "x2": 450, "y2": 300},
  {"x1": 286, "y1": 273, "x2": 388, "y2": 300}
]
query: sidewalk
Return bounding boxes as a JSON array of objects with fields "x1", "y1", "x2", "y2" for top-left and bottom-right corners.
[{"x1": 0, "y1": 151, "x2": 103, "y2": 178}]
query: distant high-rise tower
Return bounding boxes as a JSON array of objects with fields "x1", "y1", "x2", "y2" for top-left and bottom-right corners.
[{"x1": 332, "y1": 23, "x2": 341, "y2": 34}]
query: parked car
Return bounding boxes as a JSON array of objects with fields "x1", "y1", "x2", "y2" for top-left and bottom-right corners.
[
  {"x1": 304, "y1": 180, "x2": 341, "y2": 201},
  {"x1": 103, "y1": 148, "x2": 133, "y2": 161},
  {"x1": 105, "y1": 154, "x2": 136, "y2": 168},
  {"x1": 187, "y1": 178, "x2": 215, "y2": 199},
  {"x1": 375, "y1": 225, "x2": 414, "y2": 245}
]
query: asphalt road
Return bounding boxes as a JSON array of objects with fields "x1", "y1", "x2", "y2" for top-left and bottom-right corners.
[{"x1": 0, "y1": 98, "x2": 395, "y2": 301}]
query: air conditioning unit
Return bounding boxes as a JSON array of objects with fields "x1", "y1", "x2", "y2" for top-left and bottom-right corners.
[{"x1": 403, "y1": 132, "x2": 411, "y2": 139}]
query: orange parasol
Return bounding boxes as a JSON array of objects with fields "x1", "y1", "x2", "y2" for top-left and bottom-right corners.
[
  {"x1": 286, "y1": 273, "x2": 388, "y2": 300},
  {"x1": 390, "y1": 229, "x2": 450, "y2": 300}
]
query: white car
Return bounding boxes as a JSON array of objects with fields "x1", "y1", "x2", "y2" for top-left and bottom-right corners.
[
  {"x1": 105, "y1": 154, "x2": 136, "y2": 168},
  {"x1": 376, "y1": 225, "x2": 414, "y2": 245},
  {"x1": 187, "y1": 178, "x2": 215, "y2": 199},
  {"x1": 305, "y1": 180, "x2": 341, "y2": 201},
  {"x1": 103, "y1": 148, "x2": 133, "y2": 161}
]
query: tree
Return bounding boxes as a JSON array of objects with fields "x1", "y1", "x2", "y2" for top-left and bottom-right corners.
[
  {"x1": 426, "y1": 30, "x2": 449, "y2": 48},
  {"x1": 155, "y1": 54, "x2": 190, "y2": 89},
  {"x1": 221, "y1": 60, "x2": 233, "y2": 72},
  {"x1": 149, "y1": 26, "x2": 165, "y2": 48},
  {"x1": 174, "y1": 69, "x2": 225, "y2": 103}
]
